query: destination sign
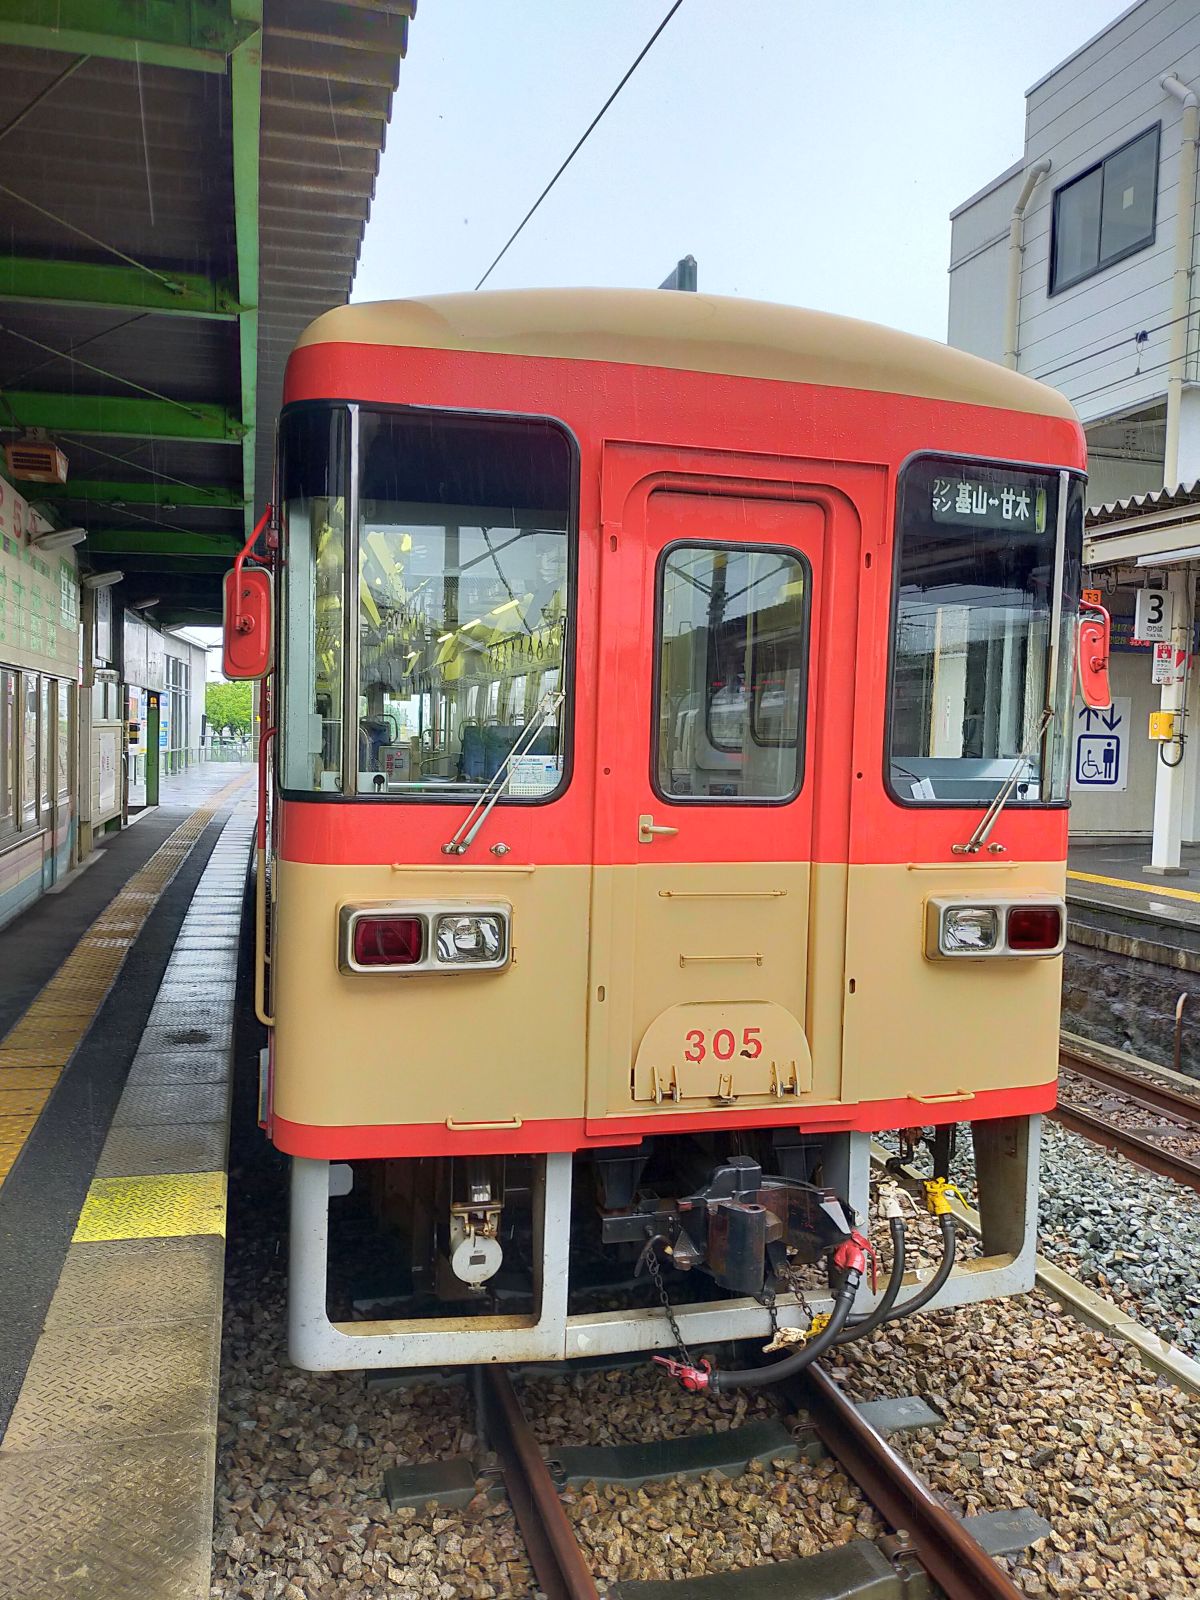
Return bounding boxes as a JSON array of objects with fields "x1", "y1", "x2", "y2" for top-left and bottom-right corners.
[{"x1": 930, "y1": 471, "x2": 1049, "y2": 534}]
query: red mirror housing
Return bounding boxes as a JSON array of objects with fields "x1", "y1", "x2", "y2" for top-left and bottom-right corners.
[
  {"x1": 1077, "y1": 603, "x2": 1112, "y2": 711},
  {"x1": 223, "y1": 565, "x2": 273, "y2": 680}
]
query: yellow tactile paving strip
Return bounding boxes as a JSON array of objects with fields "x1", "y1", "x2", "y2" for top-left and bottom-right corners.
[
  {"x1": 73, "y1": 1171, "x2": 228, "y2": 1243},
  {"x1": 0, "y1": 770, "x2": 252, "y2": 1186},
  {"x1": 1068, "y1": 867, "x2": 1200, "y2": 905}
]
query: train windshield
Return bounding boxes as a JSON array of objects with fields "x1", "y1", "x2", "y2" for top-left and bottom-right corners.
[
  {"x1": 279, "y1": 406, "x2": 572, "y2": 798},
  {"x1": 887, "y1": 457, "x2": 1082, "y2": 807}
]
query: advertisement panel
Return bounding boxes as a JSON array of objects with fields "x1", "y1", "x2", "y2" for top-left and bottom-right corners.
[{"x1": 0, "y1": 474, "x2": 79, "y2": 677}]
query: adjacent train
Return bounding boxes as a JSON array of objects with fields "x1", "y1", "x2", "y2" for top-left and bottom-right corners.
[{"x1": 224, "y1": 288, "x2": 1109, "y2": 1384}]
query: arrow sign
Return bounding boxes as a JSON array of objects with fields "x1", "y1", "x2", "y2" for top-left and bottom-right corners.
[
  {"x1": 1101, "y1": 705, "x2": 1122, "y2": 731},
  {"x1": 1078, "y1": 706, "x2": 1099, "y2": 731}
]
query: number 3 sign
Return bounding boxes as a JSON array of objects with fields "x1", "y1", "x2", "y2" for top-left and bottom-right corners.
[{"x1": 1135, "y1": 588, "x2": 1172, "y2": 643}]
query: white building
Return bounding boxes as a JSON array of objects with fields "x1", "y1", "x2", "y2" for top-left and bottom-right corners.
[{"x1": 948, "y1": 0, "x2": 1200, "y2": 867}]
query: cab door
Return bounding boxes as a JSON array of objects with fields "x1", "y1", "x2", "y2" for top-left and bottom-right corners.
[{"x1": 586, "y1": 448, "x2": 841, "y2": 1129}]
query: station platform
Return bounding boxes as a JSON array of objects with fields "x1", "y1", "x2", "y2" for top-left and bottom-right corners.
[
  {"x1": 0, "y1": 761, "x2": 254, "y2": 1600},
  {"x1": 1067, "y1": 837, "x2": 1200, "y2": 933}
]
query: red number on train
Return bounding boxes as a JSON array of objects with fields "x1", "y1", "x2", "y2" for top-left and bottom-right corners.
[{"x1": 682, "y1": 1027, "x2": 763, "y2": 1063}]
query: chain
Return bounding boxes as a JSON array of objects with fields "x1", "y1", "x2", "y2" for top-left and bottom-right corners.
[
  {"x1": 754, "y1": 1281, "x2": 782, "y2": 1341},
  {"x1": 762, "y1": 1257, "x2": 816, "y2": 1328},
  {"x1": 645, "y1": 1242, "x2": 696, "y2": 1369}
]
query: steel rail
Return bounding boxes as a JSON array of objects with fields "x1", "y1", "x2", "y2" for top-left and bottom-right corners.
[
  {"x1": 476, "y1": 1369, "x2": 600, "y2": 1600},
  {"x1": 1050, "y1": 1097, "x2": 1200, "y2": 1194},
  {"x1": 1059, "y1": 1044, "x2": 1200, "y2": 1125},
  {"x1": 795, "y1": 1365, "x2": 1028, "y2": 1600}
]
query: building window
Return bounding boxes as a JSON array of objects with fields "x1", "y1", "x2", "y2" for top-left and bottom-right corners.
[
  {"x1": 0, "y1": 671, "x2": 14, "y2": 840},
  {"x1": 1050, "y1": 125, "x2": 1160, "y2": 293}
]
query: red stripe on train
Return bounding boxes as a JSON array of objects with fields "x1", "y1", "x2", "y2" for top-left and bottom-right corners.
[{"x1": 271, "y1": 1081, "x2": 1057, "y2": 1159}]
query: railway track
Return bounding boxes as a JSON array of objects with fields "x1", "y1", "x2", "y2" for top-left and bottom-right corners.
[
  {"x1": 1055, "y1": 1043, "x2": 1200, "y2": 1193},
  {"x1": 477, "y1": 1363, "x2": 1033, "y2": 1599}
]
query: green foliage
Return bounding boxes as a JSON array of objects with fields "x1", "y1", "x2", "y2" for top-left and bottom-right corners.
[{"x1": 205, "y1": 680, "x2": 252, "y2": 740}]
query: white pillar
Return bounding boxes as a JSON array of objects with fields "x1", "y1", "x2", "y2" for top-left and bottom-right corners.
[{"x1": 1149, "y1": 566, "x2": 1193, "y2": 872}]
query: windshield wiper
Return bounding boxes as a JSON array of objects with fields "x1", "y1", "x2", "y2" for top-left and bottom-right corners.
[
  {"x1": 951, "y1": 706, "x2": 1052, "y2": 855},
  {"x1": 441, "y1": 690, "x2": 565, "y2": 856}
]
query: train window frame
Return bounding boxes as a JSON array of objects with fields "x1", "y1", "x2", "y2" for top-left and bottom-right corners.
[
  {"x1": 650, "y1": 537, "x2": 811, "y2": 808},
  {"x1": 276, "y1": 399, "x2": 581, "y2": 808},
  {"x1": 1049, "y1": 124, "x2": 1160, "y2": 295},
  {"x1": 883, "y1": 451, "x2": 1084, "y2": 812}
]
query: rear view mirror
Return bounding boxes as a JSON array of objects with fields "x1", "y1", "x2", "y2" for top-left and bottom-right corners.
[
  {"x1": 223, "y1": 565, "x2": 273, "y2": 680},
  {"x1": 1077, "y1": 602, "x2": 1112, "y2": 711}
]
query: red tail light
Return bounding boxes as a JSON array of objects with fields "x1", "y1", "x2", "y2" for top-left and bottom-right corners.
[
  {"x1": 1006, "y1": 904, "x2": 1062, "y2": 952},
  {"x1": 352, "y1": 915, "x2": 423, "y2": 967}
]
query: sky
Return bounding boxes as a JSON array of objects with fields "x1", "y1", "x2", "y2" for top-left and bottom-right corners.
[{"x1": 354, "y1": 0, "x2": 1125, "y2": 341}]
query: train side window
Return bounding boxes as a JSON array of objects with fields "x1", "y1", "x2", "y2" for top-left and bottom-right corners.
[{"x1": 654, "y1": 542, "x2": 808, "y2": 803}]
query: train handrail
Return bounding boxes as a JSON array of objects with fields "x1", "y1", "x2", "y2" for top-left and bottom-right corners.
[{"x1": 255, "y1": 723, "x2": 276, "y2": 1028}]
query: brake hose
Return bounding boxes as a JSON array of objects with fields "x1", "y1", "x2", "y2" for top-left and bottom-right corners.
[
  {"x1": 707, "y1": 1268, "x2": 860, "y2": 1391},
  {"x1": 653, "y1": 1233, "x2": 868, "y2": 1393},
  {"x1": 878, "y1": 1212, "x2": 957, "y2": 1326},
  {"x1": 835, "y1": 1216, "x2": 906, "y2": 1344}
]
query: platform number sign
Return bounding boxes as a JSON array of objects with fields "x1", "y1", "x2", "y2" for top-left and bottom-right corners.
[
  {"x1": 1073, "y1": 696, "x2": 1131, "y2": 793},
  {"x1": 1134, "y1": 588, "x2": 1171, "y2": 643}
]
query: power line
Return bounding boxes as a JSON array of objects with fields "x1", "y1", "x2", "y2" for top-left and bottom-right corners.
[
  {"x1": 1031, "y1": 307, "x2": 1190, "y2": 384},
  {"x1": 474, "y1": 0, "x2": 686, "y2": 290}
]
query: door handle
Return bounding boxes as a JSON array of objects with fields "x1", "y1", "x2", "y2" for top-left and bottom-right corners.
[{"x1": 638, "y1": 813, "x2": 679, "y2": 843}]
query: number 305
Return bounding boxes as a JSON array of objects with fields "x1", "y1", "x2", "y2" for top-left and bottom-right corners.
[{"x1": 683, "y1": 1027, "x2": 762, "y2": 1063}]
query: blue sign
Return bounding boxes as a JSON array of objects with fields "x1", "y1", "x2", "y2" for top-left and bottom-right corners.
[{"x1": 1073, "y1": 698, "x2": 1129, "y2": 792}]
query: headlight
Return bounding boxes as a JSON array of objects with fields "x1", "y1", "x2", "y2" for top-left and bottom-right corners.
[
  {"x1": 436, "y1": 913, "x2": 506, "y2": 964},
  {"x1": 339, "y1": 902, "x2": 511, "y2": 974},
  {"x1": 940, "y1": 906, "x2": 999, "y2": 954}
]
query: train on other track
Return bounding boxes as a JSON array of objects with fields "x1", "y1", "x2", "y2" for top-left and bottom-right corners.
[{"x1": 223, "y1": 288, "x2": 1110, "y2": 1386}]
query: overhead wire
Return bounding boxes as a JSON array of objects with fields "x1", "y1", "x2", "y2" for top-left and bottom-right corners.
[{"x1": 474, "y1": 0, "x2": 686, "y2": 290}]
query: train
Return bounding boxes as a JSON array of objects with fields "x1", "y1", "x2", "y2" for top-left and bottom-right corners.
[{"x1": 223, "y1": 288, "x2": 1109, "y2": 1386}]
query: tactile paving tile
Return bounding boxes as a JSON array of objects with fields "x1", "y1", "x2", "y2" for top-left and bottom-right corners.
[
  {"x1": 45, "y1": 1236, "x2": 226, "y2": 1330},
  {"x1": 113, "y1": 1081, "x2": 229, "y2": 1128},
  {"x1": 75, "y1": 1170, "x2": 227, "y2": 1239},
  {"x1": 2, "y1": 1320, "x2": 220, "y2": 1449},
  {"x1": 125, "y1": 1049, "x2": 230, "y2": 1087},
  {"x1": 0, "y1": 1434, "x2": 213, "y2": 1600}
]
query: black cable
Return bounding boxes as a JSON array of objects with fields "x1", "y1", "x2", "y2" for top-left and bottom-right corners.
[
  {"x1": 878, "y1": 1213, "x2": 957, "y2": 1325},
  {"x1": 708, "y1": 1271, "x2": 861, "y2": 1392},
  {"x1": 474, "y1": 0, "x2": 686, "y2": 290}
]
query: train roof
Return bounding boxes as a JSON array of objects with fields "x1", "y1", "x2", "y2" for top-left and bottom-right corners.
[{"x1": 295, "y1": 288, "x2": 1076, "y2": 421}]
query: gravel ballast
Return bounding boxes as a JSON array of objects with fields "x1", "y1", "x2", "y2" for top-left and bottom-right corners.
[
  {"x1": 830, "y1": 1289, "x2": 1200, "y2": 1599},
  {"x1": 1036, "y1": 1119, "x2": 1200, "y2": 1361},
  {"x1": 212, "y1": 1240, "x2": 533, "y2": 1598}
]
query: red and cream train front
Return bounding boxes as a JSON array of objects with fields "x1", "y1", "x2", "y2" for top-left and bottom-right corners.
[{"x1": 242, "y1": 289, "x2": 1087, "y2": 1371}]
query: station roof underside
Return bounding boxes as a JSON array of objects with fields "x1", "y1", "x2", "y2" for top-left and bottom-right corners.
[
  {"x1": 0, "y1": 1, "x2": 413, "y2": 628},
  {"x1": 1085, "y1": 480, "x2": 1200, "y2": 569}
]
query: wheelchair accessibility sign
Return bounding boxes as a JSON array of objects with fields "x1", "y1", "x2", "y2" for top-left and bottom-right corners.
[{"x1": 1073, "y1": 697, "x2": 1131, "y2": 793}]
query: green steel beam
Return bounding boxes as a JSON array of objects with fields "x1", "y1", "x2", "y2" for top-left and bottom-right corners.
[
  {"x1": 0, "y1": 1, "x2": 256, "y2": 73},
  {"x1": 2, "y1": 391, "x2": 245, "y2": 442},
  {"x1": 83, "y1": 531, "x2": 242, "y2": 556},
  {"x1": 230, "y1": 4, "x2": 263, "y2": 537},
  {"x1": 32, "y1": 479, "x2": 246, "y2": 509},
  {"x1": 0, "y1": 257, "x2": 242, "y2": 319}
]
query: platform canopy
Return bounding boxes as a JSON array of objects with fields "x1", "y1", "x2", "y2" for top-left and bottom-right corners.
[{"x1": 0, "y1": 0, "x2": 414, "y2": 626}]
